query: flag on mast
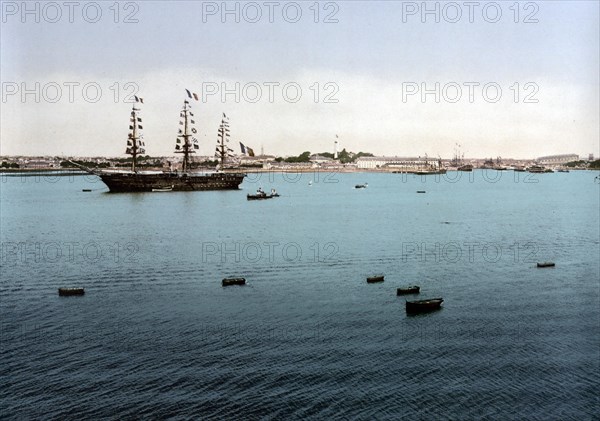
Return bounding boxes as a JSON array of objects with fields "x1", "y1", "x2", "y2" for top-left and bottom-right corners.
[
  {"x1": 186, "y1": 89, "x2": 199, "y2": 101},
  {"x1": 240, "y1": 142, "x2": 255, "y2": 157}
]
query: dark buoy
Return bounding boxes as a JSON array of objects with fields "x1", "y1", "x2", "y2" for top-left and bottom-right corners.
[
  {"x1": 367, "y1": 275, "x2": 384, "y2": 283},
  {"x1": 537, "y1": 262, "x2": 555, "y2": 268},
  {"x1": 58, "y1": 288, "x2": 85, "y2": 296},
  {"x1": 406, "y1": 298, "x2": 443, "y2": 313},
  {"x1": 222, "y1": 277, "x2": 246, "y2": 286},
  {"x1": 397, "y1": 286, "x2": 420, "y2": 295}
]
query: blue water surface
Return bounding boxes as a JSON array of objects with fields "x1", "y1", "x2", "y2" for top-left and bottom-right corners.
[{"x1": 1, "y1": 170, "x2": 598, "y2": 419}]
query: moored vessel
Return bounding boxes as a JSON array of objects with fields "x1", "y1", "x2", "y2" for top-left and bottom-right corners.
[
  {"x1": 527, "y1": 165, "x2": 553, "y2": 173},
  {"x1": 413, "y1": 158, "x2": 446, "y2": 175},
  {"x1": 537, "y1": 262, "x2": 555, "y2": 268},
  {"x1": 79, "y1": 96, "x2": 245, "y2": 192},
  {"x1": 406, "y1": 298, "x2": 443, "y2": 313},
  {"x1": 222, "y1": 277, "x2": 246, "y2": 286},
  {"x1": 58, "y1": 287, "x2": 85, "y2": 296},
  {"x1": 247, "y1": 188, "x2": 279, "y2": 200},
  {"x1": 397, "y1": 286, "x2": 420, "y2": 295}
]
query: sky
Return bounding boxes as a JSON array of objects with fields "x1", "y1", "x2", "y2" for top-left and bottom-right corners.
[{"x1": 1, "y1": 0, "x2": 599, "y2": 159}]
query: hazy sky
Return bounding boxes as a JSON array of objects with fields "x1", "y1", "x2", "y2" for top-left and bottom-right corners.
[{"x1": 1, "y1": 0, "x2": 599, "y2": 158}]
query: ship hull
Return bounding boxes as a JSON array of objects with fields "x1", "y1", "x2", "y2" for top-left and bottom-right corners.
[{"x1": 98, "y1": 172, "x2": 245, "y2": 192}]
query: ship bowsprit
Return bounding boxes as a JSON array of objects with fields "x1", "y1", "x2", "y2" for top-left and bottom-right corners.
[{"x1": 99, "y1": 172, "x2": 245, "y2": 192}]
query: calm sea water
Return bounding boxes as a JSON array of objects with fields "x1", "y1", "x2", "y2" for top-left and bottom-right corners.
[{"x1": 1, "y1": 170, "x2": 599, "y2": 419}]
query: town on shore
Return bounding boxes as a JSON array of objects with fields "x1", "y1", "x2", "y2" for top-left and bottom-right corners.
[{"x1": 1, "y1": 152, "x2": 598, "y2": 173}]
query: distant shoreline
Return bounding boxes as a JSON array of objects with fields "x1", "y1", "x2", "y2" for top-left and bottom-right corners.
[
  {"x1": 0, "y1": 168, "x2": 88, "y2": 176},
  {"x1": 2, "y1": 167, "x2": 597, "y2": 176}
]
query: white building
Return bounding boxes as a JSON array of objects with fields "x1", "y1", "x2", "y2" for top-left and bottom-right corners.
[
  {"x1": 310, "y1": 154, "x2": 334, "y2": 164},
  {"x1": 536, "y1": 154, "x2": 579, "y2": 165},
  {"x1": 356, "y1": 156, "x2": 439, "y2": 170}
]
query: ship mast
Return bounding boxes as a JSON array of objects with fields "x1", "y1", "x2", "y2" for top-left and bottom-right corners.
[
  {"x1": 174, "y1": 100, "x2": 199, "y2": 172},
  {"x1": 215, "y1": 113, "x2": 234, "y2": 168},
  {"x1": 125, "y1": 104, "x2": 145, "y2": 172}
]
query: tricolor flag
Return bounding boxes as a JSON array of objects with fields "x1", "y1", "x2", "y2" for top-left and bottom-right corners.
[
  {"x1": 134, "y1": 96, "x2": 144, "y2": 103},
  {"x1": 240, "y1": 142, "x2": 256, "y2": 157},
  {"x1": 186, "y1": 89, "x2": 199, "y2": 101}
]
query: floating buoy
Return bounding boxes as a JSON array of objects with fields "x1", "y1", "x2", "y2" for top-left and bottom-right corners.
[
  {"x1": 406, "y1": 298, "x2": 443, "y2": 313},
  {"x1": 58, "y1": 288, "x2": 85, "y2": 296},
  {"x1": 537, "y1": 262, "x2": 555, "y2": 268},
  {"x1": 397, "y1": 286, "x2": 420, "y2": 295},
  {"x1": 222, "y1": 277, "x2": 246, "y2": 286}
]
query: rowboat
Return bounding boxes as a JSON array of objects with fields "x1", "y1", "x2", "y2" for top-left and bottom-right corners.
[
  {"x1": 367, "y1": 275, "x2": 384, "y2": 283},
  {"x1": 58, "y1": 287, "x2": 85, "y2": 296},
  {"x1": 152, "y1": 186, "x2": 174, "y2": 192},
  {"x1": 406, "y1": 298, "x2": 443, "y2": 313},
  {"x1": 247, "y1": 193, "x2": 274, "y2": 200},
  {"x1": 537, "y1": 262, "x2": 555, "y2": 268},
  {"x1": 222, "y1": 277, "x2": 246, "y2": 286},
  {"x1": 397, "y1": 286, "x2": 420, "y2": 295}
]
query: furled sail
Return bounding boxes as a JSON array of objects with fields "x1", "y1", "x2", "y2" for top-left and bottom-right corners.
[
  {"x1": 125, "y1": 104, "x2": 145, "y2": 171},
  {"x1": 174, "y1": 99, "x2": 199, "y2": 171},
  {"x1": 215, "y1": 113, "x2": 235, "y2": 165}
]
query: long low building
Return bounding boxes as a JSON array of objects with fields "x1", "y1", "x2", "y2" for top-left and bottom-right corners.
[
  {"x1": 536, "y1": 154, "x2": 579, "y2": 165},
  {"x1": 356, "y1": 156, "x2": 440, "y2": 170}
]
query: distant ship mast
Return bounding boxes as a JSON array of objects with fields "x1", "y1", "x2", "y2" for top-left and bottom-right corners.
[
  {"x1": 174, "y1": 100, "x2": 199, "y2": 172},
  {"x1": 125, "y1": 104, "x2": 145, "y2": 172},
  {"x1": 452, "y1": 143, "x2": 465, "y2": 167},
  {"x1": 215, "y1": 113, "x2": 234, "y2": 168}
]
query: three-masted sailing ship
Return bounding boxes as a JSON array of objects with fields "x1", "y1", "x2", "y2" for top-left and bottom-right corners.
[{"x1": 83, "y1": 99, "x2": 245, "y2": 192}]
